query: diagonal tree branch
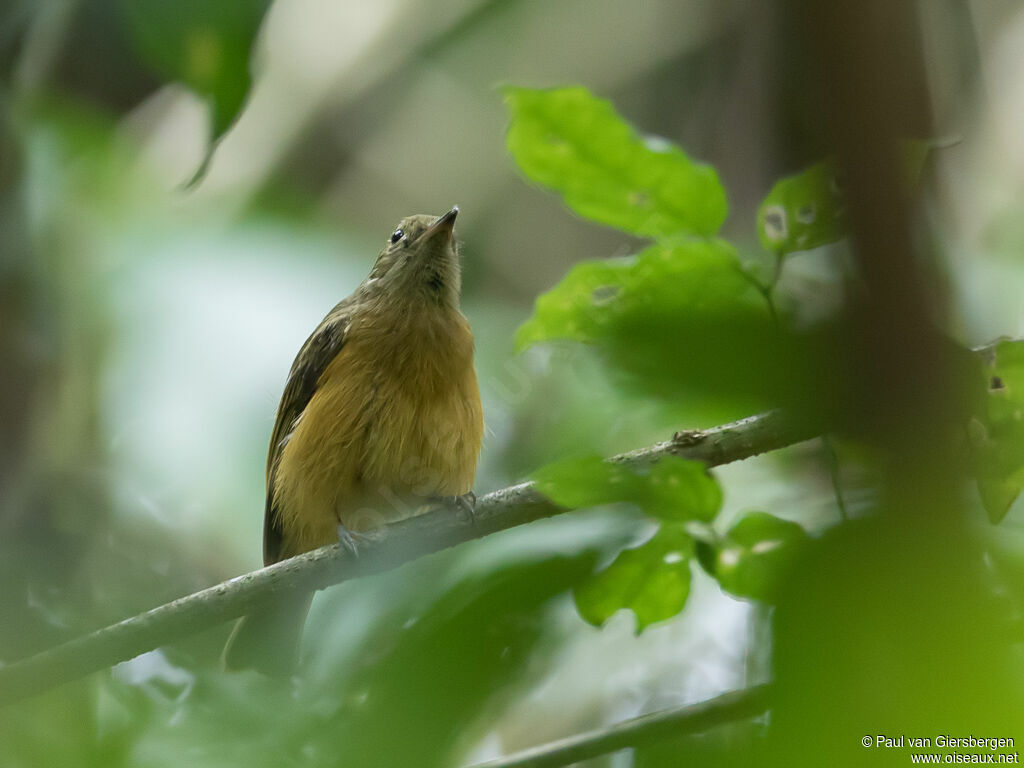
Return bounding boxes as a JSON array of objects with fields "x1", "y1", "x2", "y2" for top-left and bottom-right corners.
[
  {"x1": 466, "y1": 684, "x2": 772, "y2": 768},
  {"x1": 0, "y1": 409, "x2": 817, "y2": 708}
]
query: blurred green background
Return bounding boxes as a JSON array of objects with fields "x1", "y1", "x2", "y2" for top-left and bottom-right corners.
[{"x1": 2, "y1": 1, "x2": 1024, "y2": 766}]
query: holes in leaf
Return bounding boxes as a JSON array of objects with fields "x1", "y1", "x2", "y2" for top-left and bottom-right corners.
[
  {"x1": 592, "y1": 285, "x2": 620, "y2": 305},
  {"x1": 796, "y1": 203, "x2": 817, "y2": 224},
  {"x1": 762, "y1": 205, "x2": 788, "y2": 242}
]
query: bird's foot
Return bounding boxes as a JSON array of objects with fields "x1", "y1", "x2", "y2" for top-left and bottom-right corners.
[
  {"x1": 336, "y1": 525, "x2": 374, "y2": 556},
  {"x1": 428, "y1": 491, "x2": 476, "y2": 524},
  {"x1": 455, "y1": 491, "x2": 476, "y2": 522}
]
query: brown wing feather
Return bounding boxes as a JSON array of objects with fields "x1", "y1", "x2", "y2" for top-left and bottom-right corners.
[{"x1": 263, "y1": 304, "x2": 351, "y2": 565}]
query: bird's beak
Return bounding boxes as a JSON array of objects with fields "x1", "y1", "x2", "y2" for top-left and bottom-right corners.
[{"x1": 424, "y1": 206, "x2": 458, "y2": 242}]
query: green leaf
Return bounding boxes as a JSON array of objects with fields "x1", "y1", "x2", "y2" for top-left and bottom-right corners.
[
  {"x1": 757, "y1": 160, "x2": 846, "y2": 256},
  {"x1": 504, "y1": 86, "x2": 727, "y2": 238},
  {"x1": 517, "y1": 239, "x2": 763, "y2": 350},
  {"x1": 756, "y1": 141, "x2": 939, "y2": 257},
  {"x1": 646, "y1": 459, "x2": 723, "y2": 522},
  {"x1": 532, "y1": 454, "x2": 631, "y2": 509},
  {"x1": 119, "y1": 0, "x2": 271, "y2": 141},
  {"x1": 516, "y1": 239, "x2": 787, "y2": 411},
  {"x1": 698, "y1": 511, "x2": 809, "y2": 603},
  {"x1": 973, "y1": 339, "x2": 1024, "y2": 522},
  {"x1": 533, "y1": 455, "x2": 722, "y2": 522},
  {"x1": 574, "y1": 524, "x2": 693, "y2": 631}
]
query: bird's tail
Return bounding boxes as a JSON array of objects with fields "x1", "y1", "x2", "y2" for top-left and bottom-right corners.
[{"x1": 222, "y1": 591, "x2": 314, "y2": 676}]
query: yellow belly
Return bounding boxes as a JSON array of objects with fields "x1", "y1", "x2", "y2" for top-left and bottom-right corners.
[{"x1": 271, "y1": 311, "x2": 483, "y2": 557}]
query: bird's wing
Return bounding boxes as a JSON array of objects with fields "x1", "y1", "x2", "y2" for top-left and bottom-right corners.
[{"x1": 263, "y1": 304, "x2": 351, "y2": 565}]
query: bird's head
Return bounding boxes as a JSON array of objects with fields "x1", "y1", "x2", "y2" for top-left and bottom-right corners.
[{"x1": 362, "y1": 206, "x2": 462, "y2": 307}]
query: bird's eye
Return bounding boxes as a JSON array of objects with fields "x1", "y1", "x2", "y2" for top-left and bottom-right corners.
[{"x1": 390, "y1": 228, "x2": 404, "y2": 244}]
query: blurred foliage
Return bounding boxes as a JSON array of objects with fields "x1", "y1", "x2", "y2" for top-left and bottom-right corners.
[
  {"x1": 119, "y1": 0, "x2": 270, "y2": 142},
  {"x1": 755, "y1": 140, "x2": 938, "y2": 259},
  {"x1": 635, "y1": 726, "x2": 765, "y2": 768},
  {"x1": 504, "y1": 86, "x2": 727, "y2": 239},
  {"x1": 516, "y1": 238, "x2": 787, "y2": 411},
  {"x1": 972, "y1": 338, "x2": 1024, "y2": 522},
  {"x1": 308, "y1": 551, "x2": 597, "y2": 768},
  {"x1": 767, "y1": 516, "x2": 1024, "y2": 768},
  {"x1": 694, "y1": 511, "x2": 809, "y2": 604},
  {"x1": 756, "y1": 160, "x2": 846, "y2": 257},
  {"x1": 505, "y1": 87, "x2": 1024, "y2": 756},
  {"x1": 508, "y1": 85, "x2": 823, "y2": 631},
  {"x1": 2, "y1": 2, "x2": 1023, "y2": 767},
  {"x1": 516, "y1": 239, "x2": 764, "y2": 355},
  {"x1": 533, "y1": 455, "x2": 721, "y2": 523},
  {"x1": 574, "y1": 523, "x2": 693, "y2": 632},
  {"x1": 0, "y1": 545, "x2": 602, "y2": 768},
  {"x1": 490, "y1": 342, "x2": 682, "y2": 479},
  {"x1": 534, "y1": 454, "x2": 720, "y2": 630},
  {"x1": 15, "y1": 0, "x2": 271, "y2": 184}
]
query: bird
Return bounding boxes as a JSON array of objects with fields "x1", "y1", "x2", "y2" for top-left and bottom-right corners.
[{"x1": 223, "y1": 206, "x2": 484, "y2": 675}]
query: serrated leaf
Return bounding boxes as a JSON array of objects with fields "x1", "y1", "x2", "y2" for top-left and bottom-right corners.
[
  {"x1": 504, "y1": 86, "x2": 727, "y2": 238},
  {"x1": 119, "y1": 0, "x2": 270, "y2": 141},
  {"x1": 701, "y1": 511, "x2": 809, "y2": 604},
  {"x1": 574, "y1": 524, "x2": 693, "y2": 631},
  {"x1": 515, "y1": 238, "x2": 788, "y2": 410},
  {"x1": 517, "y1": 239, "x2": 764, "y2": 350},
  {"x1": 532, "y1": 455, "x2": 722, "y2": 522}
]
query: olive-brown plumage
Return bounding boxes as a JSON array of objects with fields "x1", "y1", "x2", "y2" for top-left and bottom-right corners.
[{"x1": 223, "y1": 208, "x2": 483, "y2": 674}]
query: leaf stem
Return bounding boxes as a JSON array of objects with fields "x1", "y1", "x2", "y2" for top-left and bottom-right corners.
[{"x1": 822, "y1": 434, "x2": 849, "y2": 521}]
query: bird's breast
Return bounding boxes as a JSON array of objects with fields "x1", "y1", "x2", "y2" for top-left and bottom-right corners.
[{"x1": 272, "y1": 307, "x2": 483, "y2": 553}]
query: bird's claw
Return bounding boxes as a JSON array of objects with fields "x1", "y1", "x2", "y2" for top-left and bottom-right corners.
[
  {"x1": 439, "y1": 491, "x2": 476, "y2": 524},
  {"x1": 454, "y1": 491, "x2": 476, "y2": 521},
  {"x1": 337, "y1": 525, "x2": 372, "y2": 556},
  {"x1": 420, "y1": 492, "x2": 477, "y2": 524}
]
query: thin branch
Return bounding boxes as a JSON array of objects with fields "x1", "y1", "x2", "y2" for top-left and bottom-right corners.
[
  {"x1": 822, "y1": 435, "x2": 849, "y2": 521},
  {"x1": 0, "y1": 410, "x2": 817, "y2": 708},
  {"x1": 466, "y1": 684, "x2": 772, "y2": 768}
]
